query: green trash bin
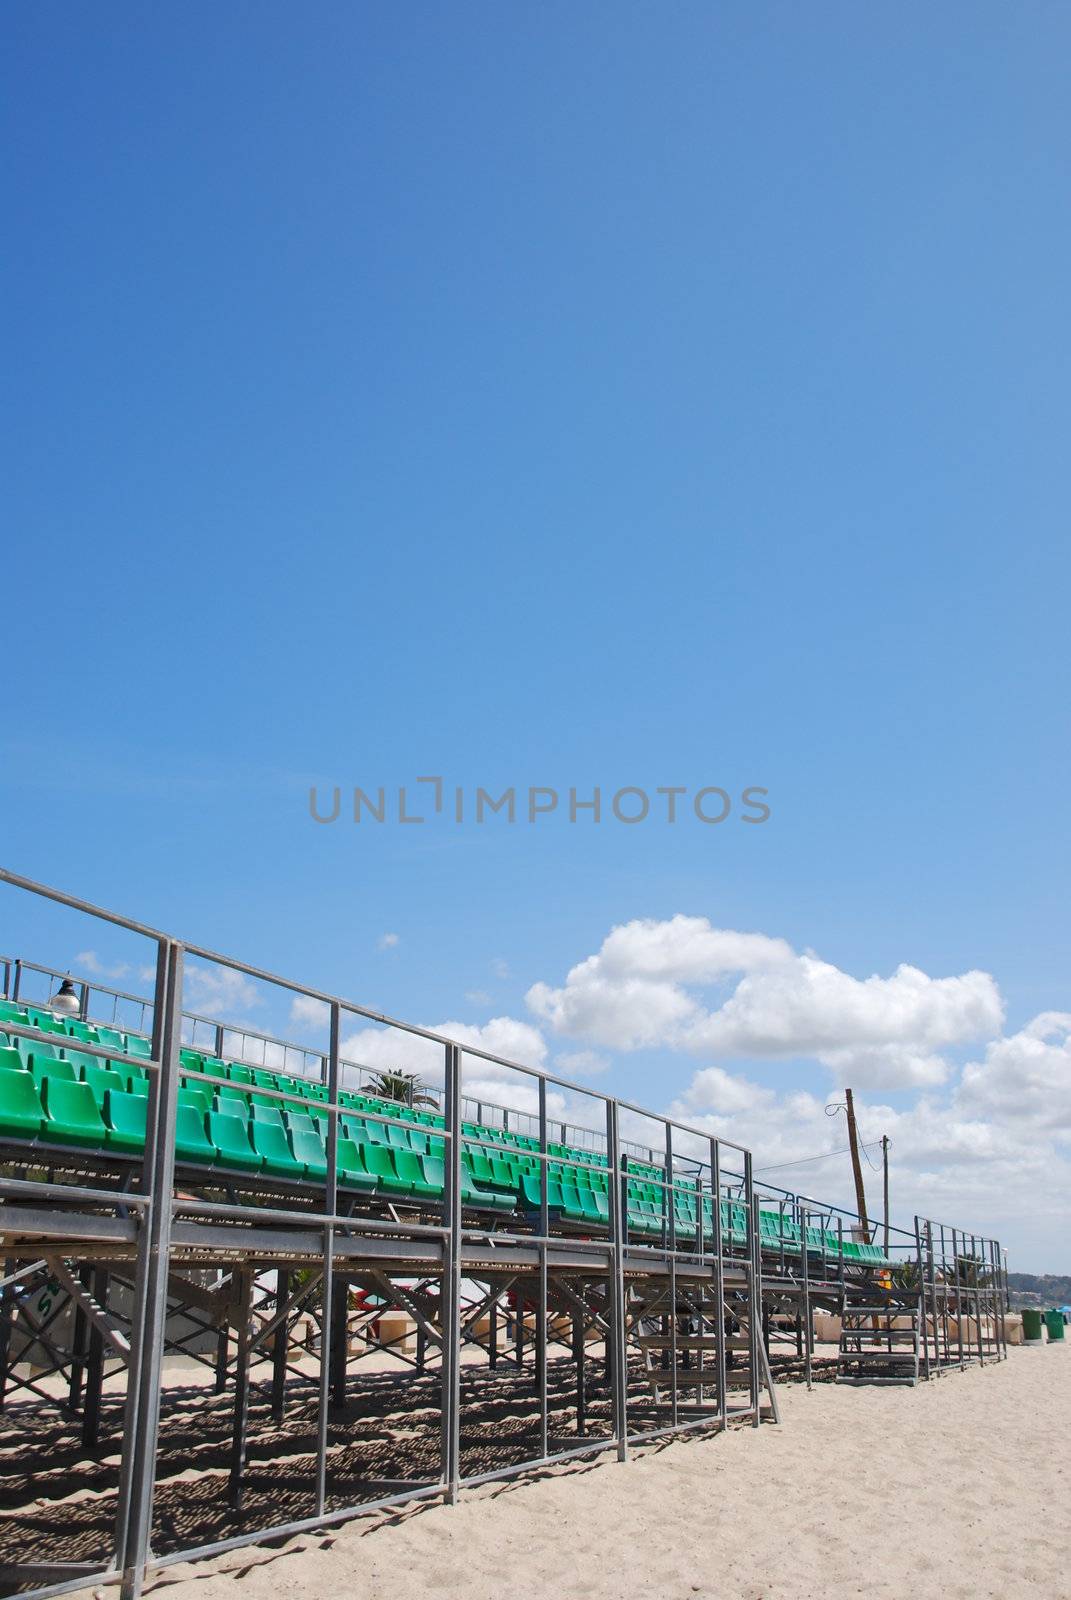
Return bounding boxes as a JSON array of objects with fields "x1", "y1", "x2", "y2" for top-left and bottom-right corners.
[
  {"x1": 1022, "y1": 1308, "x2": 1043, "y2": 1343},
  {"x1": 1044, "y1": 1309, "x2": 1065, "y2": 1342}
]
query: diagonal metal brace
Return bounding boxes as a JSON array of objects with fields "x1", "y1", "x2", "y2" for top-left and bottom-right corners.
[{"x1": 45, "y1": 1258, "x2": 130, "y2": 1361}]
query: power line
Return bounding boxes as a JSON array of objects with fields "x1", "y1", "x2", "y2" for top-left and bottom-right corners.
[{"x1": 755, "y1": 1139, "x2": 884, "y2": 1175}]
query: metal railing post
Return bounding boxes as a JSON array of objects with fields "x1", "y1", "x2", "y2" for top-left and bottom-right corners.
[
  {"x1": 743, "y1": 1149, "x2": 761, "y2": 1426},
  {"x1": 710, "y1": 1139, "x2": 727, "y2": 1427},
  {"x1": 439, "y1": 1042, "x2": 463, "y2": 1501},
  {"x1": 117, "y1": 939, "x2": 183, "y2": 1600},
  {"x1": 536, "y1": 1077, "x2": 548, "y2": 1459},
  {"x1": 914, "y1": 1216, "x2": 931, "y2": 1381},
  {"x1": 606, "y1": 1098, "x2": 628, "y2": 1460},
  {"x1": 314, "y1": 1001, "x2": 341, "y2": 1515}
]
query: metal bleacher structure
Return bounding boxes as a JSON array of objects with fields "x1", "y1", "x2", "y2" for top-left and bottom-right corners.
[{"x1": 0, "y1": 870, "x2": 1009, "y2": 1599}]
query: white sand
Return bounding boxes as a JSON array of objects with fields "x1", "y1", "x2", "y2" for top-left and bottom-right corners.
[{"x1": 111, "y1": 1348, "x2": 1070, "y2": 1600}]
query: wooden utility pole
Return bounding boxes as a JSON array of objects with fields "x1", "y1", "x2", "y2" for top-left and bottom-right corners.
[{"x1": 844, "y1": 1088, "x2": 870, "y2": 1245}]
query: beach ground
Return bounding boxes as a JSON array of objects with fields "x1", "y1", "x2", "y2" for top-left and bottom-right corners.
[{"x1": 82, "y1": 1343, "x2": 1069, "y2": 1600}]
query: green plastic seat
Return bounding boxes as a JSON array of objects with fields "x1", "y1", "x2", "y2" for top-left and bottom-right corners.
[
  {"x1": 17, "y1": 1037, "x2": 56, "y2": 1064},
  {"x1": 216, "y1": 1084, "x2": 252, "y2": 1118},
  {"x1": 207, "y1": 1110, "x2": 261, "y2": 1171},
  {"x1": 123, "y1": 1034, "x2": 152, "y2": 1058},
  {"x1": 65, "y1": 1020, "x2": 99, "y2": 1044},
  {"x1": 0, "y1": 1069, "x2": 44, "y2": 1137},
  {"x1": 82, "y1": 1063, "x2": 127, "y2": 1106},
  {"x1": 178, "y1": 1085, "x2": 212, "y2": 1118},
  {"x1": 290, "y1": 1126, "x2": 328, "y2": 1180},
  {"x1": 105, "y1": 1089, "x2": 148, "y2": 1153},
  {"x1": 227, "y1": 1063, "x2": 254, "y2": 1084},
  {"x1": 43, "y1": 1078, "x2": 108, "y2": 1147},
  {"x1": 30, "y1": 1054, "x2": 76, "y2": 1090},
  {"x1": 94, "y1": 1026, "x2": 124, "y2": 1049},
  {"x1": 0, "y1": 1046, "x2": 25, "y2": 1074},
  {"x1": 26, "y1": 1008, "x2": 66, "y2": 1034},
  {"x1": 393, "y1": 1149, "x2": 440, "y2": 1198},
  {"x1": 386, "y1": 1121, "x2": 413, "y2": 1152},
  {"x1": 520, "y1": 1171, "x2": 562, "y2": 1210},
  {"x1": 421, "y1": 1155, "x2": 512, "y2": 1210},
  {"x1": 127, "y1": 1075, "x2": 150, "y2": 1097},
  {"x1": 0, "y1": 1000, "x2": 28, "y2": 1025},
  {"x1": 490, "y1": 1155, "x2": 520, "y2": 1190},
  {"x1": 61, "y1": 1047, "x2": 100, "y2": 1076},
  {"x1": 251, "y1": 1102, "x2": 286, "y2": 1126},
  {"x1": 362, "y1": 1143, "x2": 411, "y2": 1195},
  {"x1": 251, "y1": 1118, "x2": 305, "y2": 1179},
  {"x1": 175, "y1": 1104, "x2": 216, "y2": 1164},
  {"x1": 337, "y1": 1137, "x2": 377, "y2": 1191}
]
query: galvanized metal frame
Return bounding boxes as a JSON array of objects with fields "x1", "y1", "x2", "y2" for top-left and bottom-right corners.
[{"x1": 0, "y1": 868, "x2": 1006, "y2": 1600}]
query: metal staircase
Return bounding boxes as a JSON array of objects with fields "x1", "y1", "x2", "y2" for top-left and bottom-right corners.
[
  {"x1": 636, "y1": 1279, "x2": 780, "y2": 1421},
  {"x1": 836, "y1": 1297, "x2": 920, "y2": 1386}
]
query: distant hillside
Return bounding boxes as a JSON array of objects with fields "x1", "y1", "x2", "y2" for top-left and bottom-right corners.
[{"x1": 1006, "y1": 1271, "x2": 1071, "y2": 1308}]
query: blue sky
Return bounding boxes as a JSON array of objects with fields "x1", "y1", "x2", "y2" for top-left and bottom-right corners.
[{"x1": 3, "y1": 5, "x2": 1069, "y2": 1268}]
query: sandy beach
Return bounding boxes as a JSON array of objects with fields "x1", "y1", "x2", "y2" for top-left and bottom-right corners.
[{"x1": 102, "y1": 1347, "x2": 1068, "y2": 1600}]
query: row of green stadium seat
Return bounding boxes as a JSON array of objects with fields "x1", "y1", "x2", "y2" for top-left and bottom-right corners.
[
  {"x1": 0, "y1": 998, "x2": 151, "y2": 1056},
  {"x1": 0, "y1": 1025, "x2": 887, "y2": 1261}
]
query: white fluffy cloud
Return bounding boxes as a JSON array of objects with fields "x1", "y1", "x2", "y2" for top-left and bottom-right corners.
[
  {"x1": 663, "y1": 1016, "x2": 1071, "y2": 1267},
  {"x1": 74, "y1": 949, "x2": 131, "y2": 980},
  {"x1": 378, "y1": 932, "x2": 400, "y2": 950},
  {"x1": 527, "y1": 915, "x2": 1003, "y2": 1088},
  {"x1": 290, "y1": 993, "x2": 329, "y2": 1030},
  {"x1": 957, "y1": 1012, "x2": 1071, "y2": 1135},
  {"x1": 183, "y1": 962, "x2": 261, "y2": 1019},
  {"x1": 339, "y1": 1014, "x2": 547, "y2": 1086}
]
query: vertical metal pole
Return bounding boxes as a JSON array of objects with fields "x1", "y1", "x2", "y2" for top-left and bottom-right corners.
[
  {"x1": 0, "y1": 1257, "x2": 14, "y2": 1413},
  {"x1": 952, "y1": 1227, "x2": 964, "y2": 1370},
  {"x1": 68, "y1": 1264, "x2": 91, "y2": 1411},
  {"x1": 271, "y1": 1268, "x2": 289, "y2": 1423},
  {"x1": 227, "y1": 1272, "x2": 252, "y2": 1509},
  {"x1": 606, "y1": 1098, "x2": 628, "y2": 1461},
  {"x1": 330, "y1": 1277, "x2": 348, "y2": 1406},
  {"x1": 439, "y1": 1042, "x2": 462, "y2": 1501},
  {"x1": 914, "y1": 1217, "x2": 931, "y2": 1381},
  {"x1": 81, "y1": 1267, "x2": 108, "y2": 1448},
  {"x1": 743, "y1": 1150, "x2": 761, "y2": 1425},
  {"x1": 214, "y1": 1023, "x2": 225, "y2": 1063},
  {"x1": 992, "y1": 1241, "x2": 1006, "y2": 1360},
  {"x1": 213, "y1": 1322, "x2": 228, "y2": 1393},
  {"x1": 117, "y1": 939, "x2": 182, "y2": 1600},
  {"x1": 315, "y1": 1001, "x2": 341, "y2": 1515},
  {"x1": 536, "y1": 1077, "x2": 548, "y2": 1459},
  {"x1": 573, "y1": 1309, "x2": 586, "y2": 1436},
  {"x1": 710, "y1": 1139, "x2": 726, "y2": 1427},
  {"x1": 801, "y1": 1207, "x2": 812, "y2": 1390},
  {"x1": 489, "y1": 1294, "x2": 498, "y2": 1371}
]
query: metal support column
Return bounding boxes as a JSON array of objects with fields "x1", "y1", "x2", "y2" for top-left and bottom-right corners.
[
  {"x1": 536, "y1": 1077, "x2": 549, "y2": 1460},
  {"x1": 116, "y1": 939, "x2": 183, "y2": 1600},
  {"x1": 271, "y1": 1268, "x2": 289, "y2": 1424},
  {"x1": 439, "y1": 1041, "x2": 463, "y2": 1502},
  {"x1": 743, "y1": 1149, "x2": 761, "y2": 1425},
  {"x1": 606, "y1": 1098, "x2": 628, "y2": 1461},
  {"x1": 227, "y1": 1271, "x2": 253, "y2": 1510},
  {"x1": 314, "y1": 1001, "x2": 341, "y2": 1515}
]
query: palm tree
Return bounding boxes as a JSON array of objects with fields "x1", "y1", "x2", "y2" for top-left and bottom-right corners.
[{"x1": 365, "y1": 1069, "x2": 438, "y2": 1107}]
